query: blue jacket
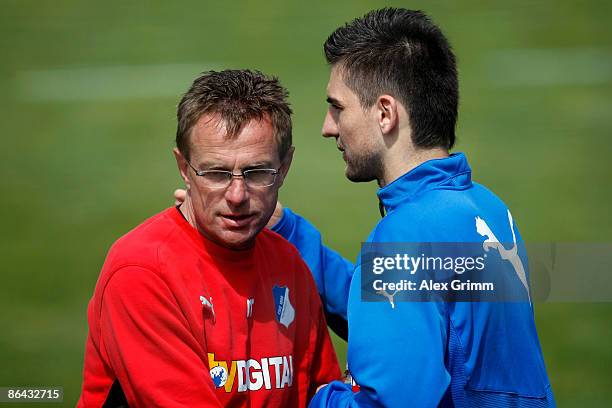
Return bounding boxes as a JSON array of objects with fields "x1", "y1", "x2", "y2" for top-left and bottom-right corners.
[{"x1": 272, "y1": 153, "x2": 555, "y2": 407}]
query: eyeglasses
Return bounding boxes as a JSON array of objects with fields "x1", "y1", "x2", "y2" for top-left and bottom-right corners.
[{"x1": 186, "y1": 161, "x2": 280, "y2": 188}]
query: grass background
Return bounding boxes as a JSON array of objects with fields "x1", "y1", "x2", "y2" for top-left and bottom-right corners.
[{"x1": 0, "y1": 0, "x2": 610, "y2": 406}]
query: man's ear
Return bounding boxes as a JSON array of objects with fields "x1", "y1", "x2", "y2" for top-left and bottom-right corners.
[
  {"x1": 173, "y1": 148, "x2": 191, "y2": 190},
  {"x1": 277, "y1": 146, "x2": 295, "y2": 188},
  {"x1": 376, "y1": 95, "x2": 399, "y2": 135}
]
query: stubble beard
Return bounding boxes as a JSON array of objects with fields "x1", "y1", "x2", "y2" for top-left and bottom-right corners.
[{"x1": 345, "y1": 150, "x2": 383, "y2": 183}]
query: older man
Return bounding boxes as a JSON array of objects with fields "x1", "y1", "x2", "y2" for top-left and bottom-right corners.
[{"x1": 78, "y1": 70, "x2": 340, "y2": 407}]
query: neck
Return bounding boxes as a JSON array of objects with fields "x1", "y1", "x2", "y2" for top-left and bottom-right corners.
[
  {"x1": 378, "y1": 146, "x2": 449, "y2": 187},
  {"x1": 178, "y1": 194, "x2": 199, "y2": 230}
]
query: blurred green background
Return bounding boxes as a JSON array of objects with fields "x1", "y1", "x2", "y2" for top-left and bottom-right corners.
[{"x1": 1, "y1": 0, "x2": 610, "y2": 406}]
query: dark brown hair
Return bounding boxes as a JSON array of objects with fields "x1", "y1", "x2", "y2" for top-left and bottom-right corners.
[
  {"x1": 324, "y1": 8, "x2": 458, "y2": 149},
  {"x1": 176, "y1": 69, "x2": 292, "y2": 160}
]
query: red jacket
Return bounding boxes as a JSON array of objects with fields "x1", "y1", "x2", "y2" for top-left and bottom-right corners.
[{"x1": 78, "y1": 207, "x2": 341, "y2": 407}]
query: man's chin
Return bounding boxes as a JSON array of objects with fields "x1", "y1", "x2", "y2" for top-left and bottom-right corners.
[
  {"x1": 344, "y1": 156, "x2": 381, "y2": 183},
  {"x1": 217, "y1": 221, "x2": 269, "y2": 250},
  {"x1": 215, "y1": 231, "x2": 257, "y2": 250},
  {"x1": 345, "y1": 168, "x2": 377, "y2": 183}
]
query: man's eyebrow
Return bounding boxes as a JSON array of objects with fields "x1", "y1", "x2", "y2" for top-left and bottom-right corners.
[
  {"x1": 195, "y1": 161, "x2": 275, "y2": 170},
  {"x1": 326, "y1": 96, "x2": 342, "y2": 106},
  {"x1": 244, "y1": 161, "x2": 274, "y2": 169},
  {"x1": 194, "y1": 160, "x2": 225, "y2": 169}
]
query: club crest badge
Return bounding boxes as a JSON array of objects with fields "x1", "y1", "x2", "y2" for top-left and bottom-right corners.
[
  {"x1": 272, "y1": 285, "x2": 295, "y2": 328},
  {"x1": 209, "y1": 365, "x2": 228, "y2": 388}
]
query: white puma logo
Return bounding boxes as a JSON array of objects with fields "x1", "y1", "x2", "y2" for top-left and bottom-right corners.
[
  {"x1": 246, "y1": 298, "x2": 255, "y2": 319},
  {"x1": 475, "y1": 210, "x2": 531, "y2": 303},
  {"x1": 377, "y1": 289, "x2": 398, "y2": 309},
  {"x1": 200, "y1": 295, "x2": 216, "y2": 322}
]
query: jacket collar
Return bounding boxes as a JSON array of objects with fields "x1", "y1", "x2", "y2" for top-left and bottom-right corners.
[{"x1": 377, "y1": 152, "x2": 472, "y2": 214}]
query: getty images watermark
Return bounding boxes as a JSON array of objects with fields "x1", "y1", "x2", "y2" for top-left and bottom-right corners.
[{"x1": 361, "y1": 242, "x2": 612, "y2": 306}]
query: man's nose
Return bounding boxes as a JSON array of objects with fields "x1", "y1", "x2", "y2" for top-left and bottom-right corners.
[
  {"x1": 322, "y1": 109, "x2": 338, "y2": 139},
  {"x1": 224, "y1": 177, "x2": 249, "y2": 206}
]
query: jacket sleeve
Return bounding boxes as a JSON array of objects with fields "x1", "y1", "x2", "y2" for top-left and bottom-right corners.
[
  {"x1": 99, "y1": 266, "x2": 223, "y2": 408},
  {"x1": 271, "y1": 208, "x2": 354, "y2": 325},
  {"x1": 309, "y1": 277, "x2": 450, "y2": 407},
  {"x1": 308, "y1": 218, "x2": 451, "y2": 408},
  {"x1": 306, "y1": 278, "x2": 343, "y2": 403}
]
